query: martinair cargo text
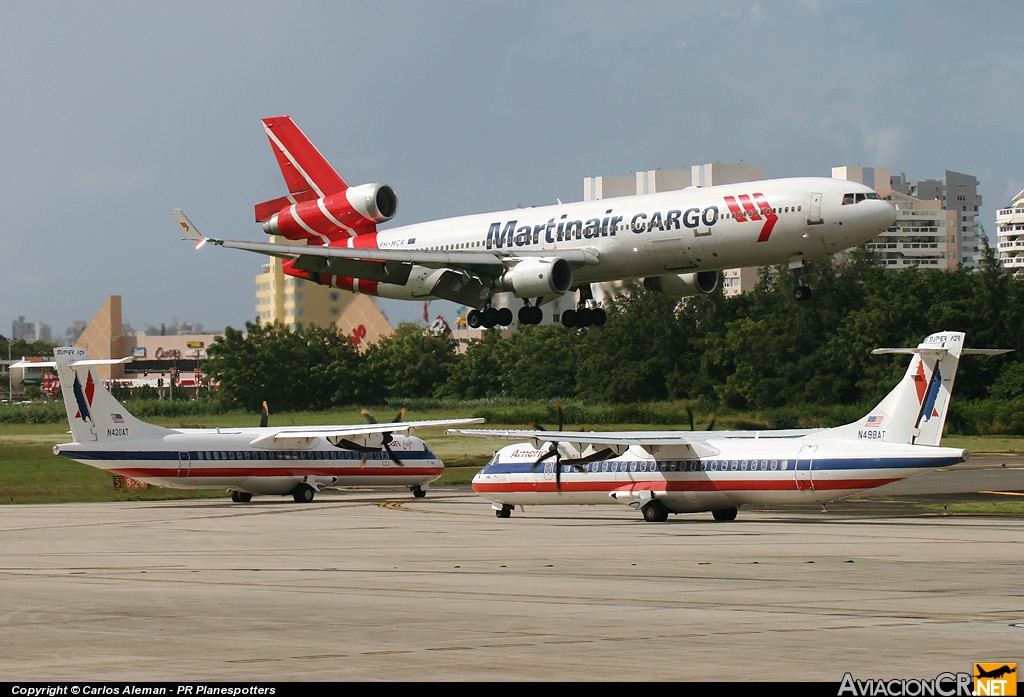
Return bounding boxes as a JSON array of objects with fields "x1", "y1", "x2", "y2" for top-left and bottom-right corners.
[{"x1": 173, "y1": 116, "x2": 897, "y2": 328}]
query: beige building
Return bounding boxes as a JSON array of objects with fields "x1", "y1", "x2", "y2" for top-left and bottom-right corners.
[
  {"x1": 835, "y1": 166, "x2": 957, "y2": 269},
  {"x1": 255, "y1": 252, "x2": 394, "y2": 350}
]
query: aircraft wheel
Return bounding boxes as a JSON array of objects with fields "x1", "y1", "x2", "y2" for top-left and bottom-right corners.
[
  {"x1": 712, "y1": 506, "x2": 738, "y2": 522},
  {"x1": 518, "y1": 306, "x2": 534, "y2": 324},
  {"x1": 230, "y1": 490, "x2": 252, "y2": 503},
  {"x1": 496, "y1": 505, "x2": 513, "y2": 519},
  {"x1": 530, "y1": 306, "x2": 544, "y2": 324},
  {"x1": 561, "y1": 309, "x2": 577, "y2": 327},
  {"x1": 412, "y1": 485, "x2": 427, "y2": 498},
  {"x1": 467, "y1": 309, "x2": 483, "y2": 328},
  {"x1": 292, "y1": 484, "x2": 316, "y2": 503},
  {"x1": 591, "y1": 308, "x2": 607, "y2": 326},
  {"x1": 794, "y1": 286, "x2": 812, "y2": 301},
  {"x1": 482, "y1": 307, "x2": 499, "y2": 328},
  {"x1": 641, "y1": 500, "x2": 669, "y2": 523},
  {"x1": 497, "y1": 307, "x2": 513, "y2": 326},
  {"x1": 575, "y1": 307, "x2": 593, "y2": 327}
]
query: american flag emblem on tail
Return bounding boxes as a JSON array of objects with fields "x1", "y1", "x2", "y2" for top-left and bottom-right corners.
[
  {"x1": 864, "y1": 415, "x2": 884, "y2": 429},
  {"x1": 111, "y1": 414, "x2": 124, "y2": 423}
]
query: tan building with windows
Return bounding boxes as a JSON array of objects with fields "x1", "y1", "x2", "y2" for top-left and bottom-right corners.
[{"x1": 254, "y1": 253, "x2": 394, "y2": 350}]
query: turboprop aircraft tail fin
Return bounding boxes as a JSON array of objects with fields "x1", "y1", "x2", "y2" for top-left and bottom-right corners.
[{"x1": 820, "y1": 331, "x2": 1009, "y2": 446}]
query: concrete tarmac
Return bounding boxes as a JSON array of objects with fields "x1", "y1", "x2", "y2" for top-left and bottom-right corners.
[{"x1": 1, "y1": 465, "x2": 1022, "y2": 683}]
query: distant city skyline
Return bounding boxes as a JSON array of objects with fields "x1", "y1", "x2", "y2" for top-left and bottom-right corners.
[{"x1": 2, "y1": 2, "x2": 1021, "y2": 334}]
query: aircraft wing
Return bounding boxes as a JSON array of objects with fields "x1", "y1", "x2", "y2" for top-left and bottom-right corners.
[
  {"x1": 447, "y1": 428, "x2": 722, "y2": 458},
  {"x1": 172, "y1": 209, "x2": 600, "y2": 285},
  {"x1": 250, "y1": 418, "x2": 484, "y2": 449}
]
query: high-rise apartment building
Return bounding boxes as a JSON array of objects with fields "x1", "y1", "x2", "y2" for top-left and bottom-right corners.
[
  {"x1": 996, "y1": 188, "x2": 1024, "y2": 271},
  {"x1": 890, "y1": 170, "x2": 982, "y2": 267}
]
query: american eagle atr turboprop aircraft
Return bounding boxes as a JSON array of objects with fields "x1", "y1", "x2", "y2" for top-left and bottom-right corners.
[
  {"x1": 16, "y1": 347, "x2": 483, "y2": 503},
  {"x1": 449, "y1": 332, "x2": 1008, "y2": 522},
  {"x1": 172, "y1": 115, "x2": 897, "y2": 328}
]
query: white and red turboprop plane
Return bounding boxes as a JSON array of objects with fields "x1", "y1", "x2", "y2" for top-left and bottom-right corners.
[
  {"x1": 449, "y1": 332, "x2": 1008, "y2": 522},
  {"x1": 172, "y1": 115, "x2": 897, "y2": 328},
  {"x1": 16, "y1": 347, "x2": 482, "y2": 503}
]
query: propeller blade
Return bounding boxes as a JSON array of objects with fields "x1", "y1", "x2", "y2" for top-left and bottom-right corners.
[
  {"x1": 260, "y1": 401, "x2": 269, "y2": 428},
  {"x1": 393, "y1": 407, "x2": 406, "y2": 423},
  {"x1": 360, "y1": 409, "x2": 377, "y2": 424},
  {"x1": 531, "y1": 444, "x2": 559, "y2": 469},
  {"x1": 382, "y1": 433, "x2": 403, "y2": 466},
  {"x1": 685, "y1": 401, "x2": 695, "y2": 431},
  {"x1": 561, "y1": 448, "x2": 614, "y2": 468},
  {"x1": 556, "y1": 400, "x2": 564, "y2": 431},
  {"x1": 706, "y1": 415, "x2": 717, "y2": 431}
]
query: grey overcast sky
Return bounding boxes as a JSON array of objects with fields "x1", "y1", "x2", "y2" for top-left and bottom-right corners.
[{"x1": 3, "y1": 0, "x2": 1023, "y2": 338}]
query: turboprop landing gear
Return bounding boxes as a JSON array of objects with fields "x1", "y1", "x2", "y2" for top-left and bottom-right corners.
[
  {"x1": 411, "y1": 484, "x2": 427, "y2": 498},
  {"x1": 560, "y1": 285, "x2": 607, "y2": 328},
  {"x1": 495, "y1": 504, "x2": 513, "y2": 519},
  {"x1": 292, "y1": 483, "x2": 316, "y2": 503},
  {"x1": 468, "y1": 303, "x2": 513, "y2": 329},
  {"x1": 229, "y1": 490, "x2": 252, "y2": 503},
  {"x1": 712, "y1": 506, "x2": 738, "y2": 521}
]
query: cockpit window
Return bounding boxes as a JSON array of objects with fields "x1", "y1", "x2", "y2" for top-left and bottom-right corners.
[{"x1": 843, "y1": 192, "x2": 881, "y2": 204}]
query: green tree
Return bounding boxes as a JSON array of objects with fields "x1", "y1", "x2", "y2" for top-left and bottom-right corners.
[
  {"x1": 363, "y1": 323, "x2": 457, "y2": 400},
  {"x1": 575, "y1": 285, "x2": 688, "y2": 402}
]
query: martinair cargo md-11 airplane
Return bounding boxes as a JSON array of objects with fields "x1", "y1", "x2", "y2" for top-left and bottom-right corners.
[
  {"x1": 15, "y1": 348, "x2": 483, "y2": 503},
  {"x1": 449, "y1": 332, "x2": 1008, "y2": 522},
  {"x1": 172, "y1": 116, "x2": 897, "y2": 328}
]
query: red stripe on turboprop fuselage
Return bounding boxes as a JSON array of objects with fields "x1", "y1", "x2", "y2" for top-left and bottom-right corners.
[
  {"x1": 473, "y1": 477, "x2": 901, "y2": 495},
  {"x1": 111, "y1": 466, "x2": 444, "y2": 479}
]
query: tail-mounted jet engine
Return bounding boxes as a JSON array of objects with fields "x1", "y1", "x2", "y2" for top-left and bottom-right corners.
[{"x1": 258, "y1": 183, "x2": 398, "y2": 242}]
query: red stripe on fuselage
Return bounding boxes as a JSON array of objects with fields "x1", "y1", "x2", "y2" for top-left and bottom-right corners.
[
  {"x1": 111, "y1": 466, "x2": 444, "y2": 479},
  {"x1": 473, "y1": 477, "x2": 901, "y2": 495}
]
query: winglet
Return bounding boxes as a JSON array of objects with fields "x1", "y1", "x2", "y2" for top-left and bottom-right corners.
[{"x1": 171, "y1": 209, "x2": 212, "y2": 249}]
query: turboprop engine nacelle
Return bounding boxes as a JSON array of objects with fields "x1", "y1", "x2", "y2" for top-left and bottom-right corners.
[
  {"x1": 261, "y1": 183, "x2": 398, "y2": 242},
  {"x1": 643, "y1": 271, "x2": 719, "y2": 299},
  {"x1": 494, "y1": 257, "x2": 573, "y2": 298}
]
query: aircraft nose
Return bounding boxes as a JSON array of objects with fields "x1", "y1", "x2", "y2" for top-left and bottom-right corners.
[{"x1": 880, "y1": 200, "x2": 898, "y2": 230}]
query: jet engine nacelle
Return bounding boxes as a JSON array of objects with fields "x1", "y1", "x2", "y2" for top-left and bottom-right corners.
[
  {"x1": 643, "y1": 271, "x2": 719, "y2": 299},
  {"x1": 495, "y1": 257, "x2": 573, "y2": 298},
  {"x1": 262, "y1": 183, "x2": 398, "y2": 242}
]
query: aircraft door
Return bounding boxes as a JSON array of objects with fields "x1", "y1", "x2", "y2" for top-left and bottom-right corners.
[
  {"x1": 795, "y1": 445, "x2": 816, "y2": 491},
  {"x1": 177, "y1": 451, "x2": 191, "y2": 478},
  {"x1": 807, "y1": 193, "x2": 823, "y2": 225}
]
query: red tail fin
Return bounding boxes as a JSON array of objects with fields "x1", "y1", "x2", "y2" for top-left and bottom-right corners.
[{"x1": 261, "y1": 116, "x2": 347, "y2": 198}]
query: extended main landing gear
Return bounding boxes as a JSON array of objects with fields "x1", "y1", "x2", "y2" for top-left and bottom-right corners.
[
  {"x1": 411, "y1": 484, "x2": 427, "y2": 498},
  {"x1": 229, "y1": 490, "x2": 253, "y2": 503},
  {"x1": 495, "y1": 504, "x2": 513, "y2": 518},
  {"x1": 560, "y1": 285, "x2": 607, "y2": 328},
  {"x1": 467, "y1": 304, "x2": 513, "y2": 329}
]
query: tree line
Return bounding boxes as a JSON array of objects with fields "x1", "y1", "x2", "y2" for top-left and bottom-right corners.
[{"x1": 200, "y1": 245, "x2": 1024, "y2": 429}]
